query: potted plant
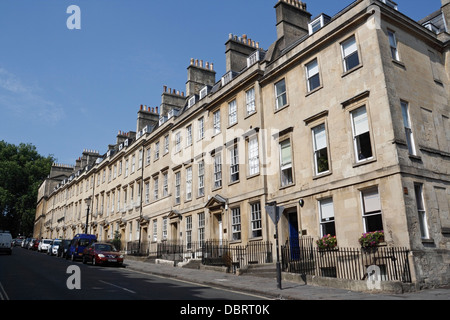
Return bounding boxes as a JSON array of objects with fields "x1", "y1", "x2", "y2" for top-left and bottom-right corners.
[
  {"x1": 316, "y1": 234, "x2": 337, "y2": 250},
  {"x1": 359, "y1": 230, "x2": 384, "y2": 249}
]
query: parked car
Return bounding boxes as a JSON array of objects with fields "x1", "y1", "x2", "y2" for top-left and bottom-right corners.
[
  {"x1": 48, "y1": 239, "x2": 62, "y2": 255},
  {"x1": 38, "y1": 239, "x2": 53, "y2": 252},
  {"x1": 0, "y1": 231, "x2": 13, "y2": 255},
  {"x1": 30, "y1": 239, "x2": 39, "y2": 251},
  {"x1": 66, "y1": 234, "x2": 97, "y2": 261},
  {"x1": 13, "y1": 238, "x2": 24, "y2": 247},
  {"x1": 58, "y1": 239, "x2": 71, "y2": 258},
  {"x1": 82, "y1": 242, "x2": 124, "y2": 267}
]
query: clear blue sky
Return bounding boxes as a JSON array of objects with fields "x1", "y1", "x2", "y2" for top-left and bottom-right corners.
[{"x1": 0, "y1": 0, "x2": 442, "y2": 165}]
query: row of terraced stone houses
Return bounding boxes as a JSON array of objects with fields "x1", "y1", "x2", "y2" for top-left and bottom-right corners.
[{"x1": 34, "y1": 0, "x2": 450, "y2": 289}]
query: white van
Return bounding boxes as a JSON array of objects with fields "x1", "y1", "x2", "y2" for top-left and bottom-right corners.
[{"x1": 0, "y1": 231, "x2": 13, "y2": 255}]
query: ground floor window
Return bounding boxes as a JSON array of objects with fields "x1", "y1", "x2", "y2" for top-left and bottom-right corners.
[{"x1": 361, "y1": 187, "x2": 383, "y2": 232}]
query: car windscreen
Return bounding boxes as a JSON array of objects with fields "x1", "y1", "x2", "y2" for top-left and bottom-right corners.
[
  {"x1": 78, "y1": 239, "x2": 93, "y2": 246},
  {"x1": 95, "y1": 244, "x2": 116, "y2": 252}
]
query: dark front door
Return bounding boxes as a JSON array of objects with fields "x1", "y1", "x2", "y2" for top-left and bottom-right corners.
[{"x1": 288, "y1": 211, "x2": 300, "y2": 259}]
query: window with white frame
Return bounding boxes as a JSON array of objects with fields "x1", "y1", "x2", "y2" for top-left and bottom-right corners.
[
  {"x1": 153, "y1": 176, "x2": 159, "y2": 200},
  {"x1": 214, "y1": 153, "x2": 222, "y2": 189},
  {"x1": 198, "y1": 117, "x2": 204, "y2": 140},
  {"x1": 175, "y1": 171, "x2": 181, "y2": 205},
  {"x1": 248, "y1": 136, "x2": 259, "y2": 176},
  {"x1": 155, "y1": 142, "x2": 160, "y2": 160},
  {"x1": 198, "y1": 160, "x2": 205, "y2": 197},
  {"x1": 198, "y1": 212, "x2": 205, "y2": 246},
  {"x1": 186, "y1": 125, "x2": 192, "y2": 146},
  {"x1": 117, "y1": 189, "x2": 120, "y2": 211},
  {"x1": 153, "y1": 219, "x2": 157, "y2": 242},
  {"x1": 230, "y1": 145, "x2": 239, "y2": 183},
  {"x1": 186, "y1": 215, "x2": 192, "y2": 250},
  {"x1": 246, "y1": 87, "x2": 256, "y2": 115},
  {"x1": 279, "y1": 139, "x2": 293, "y2": 187},
  {"x1": 175, "y1": 132, "x2": 181, "y2": 153},
  {"x1": 341, "y1": 36, "x2": 360, "y2": 72},
  {"x1": 162, "y1": 172, "x2": 168, "y2": 197},
  {"x1": 131, "y1": 155, "x2": 136, "y2": 173},
  {"x1": 145, "y1": 182, "x2": 150, "y2": 204},
  {"x1": 164, "y1": 135, "x2": 169, "y2": 154},
  {"x1": 213, "y1": 110, "x2": 221, "y2": 135},
  {"x1": 275, "y1": 79, "x2": 287, "y2": 110},
  {"x1": 186, "y1": 166, "x2": 192, "y2": 201},
  {"x1": 361, "y1": 187, "x2": 383, "y2": 232},
  {"x1": 319, "y1": 198, "x2": 335, "y2": 237},
  {"x1": 162, "y1": 217, "x2": 167, "y2": 240},
  {"x1": 401, "y1": 101, "x2": 416, "y2": 155},
  {"x1": 125, "y1": 159, "x2": 129, "y2": 177},
  {"x1": 414, "y1": 183, "x2": 429, "y2": 239},
  {"x1": 251, "y1": 202, "x2": 262, "y2": 238},
  {"x1": 306, "y1": 59, "x2": 321, "y2": 92},
  {"x1": 146, "y1": 148, "x2": 151, "y2": 165},
  {"x1": 388, "y1": 30, "x2": 400, "y2": 61},
  {"x1": 312, "y1": 124, "x2": 329, "y2": 174},
  {"x1": 228, "y1": 100, "x2": 237, "y2": 126},
  {"x1": 351, "y1": 106, "x2": 373, "y2": 162},
  {"x1": 119, "y1": 161, "x2": 122, "y2": 176},
  {"x1": 138, "y1": 149, "x2": 143, "y2": 169},
  {"x1": 231, "y1": 207, "x2": 241, "y2": 241}
]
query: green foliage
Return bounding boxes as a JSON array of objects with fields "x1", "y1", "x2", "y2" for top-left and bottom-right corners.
[{"x1": 0, "y1": 140, "x2": 54, "y2": 237}]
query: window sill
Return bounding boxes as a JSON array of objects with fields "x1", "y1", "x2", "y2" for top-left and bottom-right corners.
[
  {"x1": 305, "y1": 85, "x2": 323, "y2": 97},
  {"x1": 341, "y1": 64, "x2": 363, "y2": 78},
  {"x1": 392, "y1": 59, "x2": 406, "y2": 70},
  {"x1": 408, "y1": 154, "x2": 422, "y2": 162},
  {"x1": 244, "y1": 111, "x2": 257, "y2": 120},
  {"x1": 228, "y1": 180, "x2": 240, "y2": 187},
  {"x1": 247, "y1": 172, "x2": 260, "y2": 180},
  {"x1": 279, "y1": 182, "x2": 295, "y2": 190},
  {"x1": 352, "y1": 157, "x2": 376, "y2": 168},
  {"x1": 312, "y1": 170, "x2": 332, "y2": 180},
  {"x1": 274, "y1": 104, "x2": 289, "y2": 114}
]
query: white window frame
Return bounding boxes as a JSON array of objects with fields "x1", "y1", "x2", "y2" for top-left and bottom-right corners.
[
  {"x1": 401, "y1": 101, "x2": 416, "y2": 155},
  {"x1": 388, "y1": 30, "x2": 400, "y2": 61},
  {"x1": 185, "y1": 166, "x2": 192, "y2": 201},
  {"x1": 198, "y1": 160, "x2": 205, "y2": 197},
  {"x1": 414, "y1": 183, "x2": 429, "y2": 239},
  {"x1": 350, "y1": 105, "x2": 373, "y2": 163},
  {"x1": 162, "y1": 172, "x2": 168, "y2": 197},
  {"x1": 213, "y1": 109, "x2": 221, "y2": 135},
  {"x1": 228, "y1": 99, "x2": 237, "y2": 126},
  {"x1": 361, "y1": 187, "x2": 384, "y2": 233},
  {"x1": 230, "y1": 145, "x2": 240, "y2": 183},
  {"x1": 198, "y1": 213, "x2": 205, "y2": 246},
  {"x1": 279, "y1": 138, "x2": 294, "y2": 187},
  {"x1": 246, "y1": 87, "x2": 256, "y2": 115},
  {"x1": 231, "y1": 207, "x2": 241, "y2": 241},
  {"x1": 250, "y1": 202, "x2": 262, "y2": 238},
  {"x1": 319, "y1": 198, "x2": 335, "y2": 237},
  {"x1": 186, "y1": 216, "x2": 192, "y2": 250},
  {"x1": 214, "y1": 153, "x2": 222, "y2": 189},
  {"x1": 306, "y1": 59, "x2": 321, "y2": 92},
  {"x1": 175, "y1": 171, "x2": 181, "y2": 205},
  {"x1": 198, "y1": 117, "x2": 205, "y2": 140},
  {"x1": 341, "y1": 36, "x2": 360, "y2": 72},
  {"x1": 186, "y1": 125, "x2": 192, "y2": 147},
  {"x1": 275, "y1": 79, "x2": 287, "y2": 110},
  {"x1": 248, "y1": 136, "x2": 260, "y2": 176},
  {"x1": 312, "y1": 123, "x2": 329, "y2": 175}
]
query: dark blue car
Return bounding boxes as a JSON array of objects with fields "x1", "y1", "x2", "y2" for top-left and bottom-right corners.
[{"x1": 66, "y1": 234, "x2": 97, "y2": 261}]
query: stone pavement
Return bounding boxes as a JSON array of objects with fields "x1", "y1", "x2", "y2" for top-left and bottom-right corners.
[{"x1": 123, "y1": 257, "x2": 450, "y2": 300}]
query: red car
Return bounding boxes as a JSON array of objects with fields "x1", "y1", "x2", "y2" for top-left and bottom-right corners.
[{"x1": 82, "y1": 242, "x2": 124, "y2": 267}]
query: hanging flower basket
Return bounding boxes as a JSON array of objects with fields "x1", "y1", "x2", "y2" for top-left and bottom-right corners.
[
  {"x1": 316, "y1": 234, "x2": 337, "y2": 250},
  {"x1": 359, "y1": 230, "x2": 384, "y2": 249}
]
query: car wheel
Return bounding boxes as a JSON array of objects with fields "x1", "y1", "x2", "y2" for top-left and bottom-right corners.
[
  {"x1": 92, "y1": 256, "x2": 96, "y2": 266},
  {"x1": 71, "y1": 254, "x2": 75, "y2": 261}
]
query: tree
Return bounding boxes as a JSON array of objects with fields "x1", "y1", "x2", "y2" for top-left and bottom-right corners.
[{"x1": 0, "y1": 141, "x2": 54, "y2": 237}]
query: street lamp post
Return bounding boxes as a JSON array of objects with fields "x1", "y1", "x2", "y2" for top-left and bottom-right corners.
[{"x1": 85, "y1": 197, "x2": 92, "y2": 234}]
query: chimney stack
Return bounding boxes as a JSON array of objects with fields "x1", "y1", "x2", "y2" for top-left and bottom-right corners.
[
  {"x1": 186, "y1": 58, "x2": 216, "y2": 97},
  {"x1": 225, "y1": 34, "x2": 261, "y2": 73},
  {"x1": 137, "y1": 105, "x2": 159, "y2": 132},
  {"x1": 275, "y1": 0, "x2": 311, "y2": 49}
]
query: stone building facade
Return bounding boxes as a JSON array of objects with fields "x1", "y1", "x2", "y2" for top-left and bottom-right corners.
[{"x1": 35, "y1": 0, "x2": 449, "y2": 288}]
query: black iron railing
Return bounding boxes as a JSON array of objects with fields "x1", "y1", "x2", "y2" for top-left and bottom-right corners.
[{"x1": 281, "y1": 237, "x2": 412, "y2": 283}]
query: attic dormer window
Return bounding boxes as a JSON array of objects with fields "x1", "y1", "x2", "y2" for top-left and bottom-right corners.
[{"x1": 308, "y1": 14, "x2": 331, "y2": 35}]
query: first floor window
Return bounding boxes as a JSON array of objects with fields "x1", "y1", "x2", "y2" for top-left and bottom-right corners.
[
  {"x1": 319, "y1": 198, "x2": 335, "y2": 237},
  {"x1": 198, "y1": 160, "x2": 205, "y2": 196},
  {"x1": 230, "y1": 145, "x2": 239, "y2": 183},
  {"x1": 414, "y1": 183, "x2": 429, "y2": 239},
  {"x1": 361, "y1": 187, "x2": 383, "y2": 232},
  {"x1": 401, "y1": 101, "x2": 416, "y2": 155},
  {"x1": 251, "y1": 202, "x2": 262, "y2": 238},
  {"x1": 388, "y1": 30, "x2": 399, "y2": 61},
  {"x1": 214, "y1": 154, "x2": 222, "y2": 188},
  {"x1": 231, "y1": 208, "x2": 241, "y2": 241},
  {"x1": 186, "y1": 216, "x2": 192, "y2": 250},
  {"x1": 153, "y1": 177, "x2": 159, "y2": 200},
  {"x1": 228, "y1": 100, "x2": 237, "y2": 126},
  {"x1": 312, "y1": 124, "x2": 329, "y2": 174},
  {"x1": 280, "y1": 139, "x2": 293, "y2": 186},
  {"x1": 175, "y1": 171, "x2": 181, "y2": 204},
  {"x1": 198, "y1": 213, "x2": 205, "y2": 246},
  {"x1": 306, "y1": 59, "x2": 321, "y2": 92},
  {"x1": 246, "y1": 88, "x2": 256, "y2": 115},
  {"x1": 351, "y1": 106, "x2": 373, "y2": 162},
  {"x1": 186, "y1": 167, "x2": 192, "y2": 201},
  {"x1": 248, "y1": 136, "x2": 260, "y2": 176},
  {"x1": 162, "y1": 172, "x2": 168, "y2": 197}
]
